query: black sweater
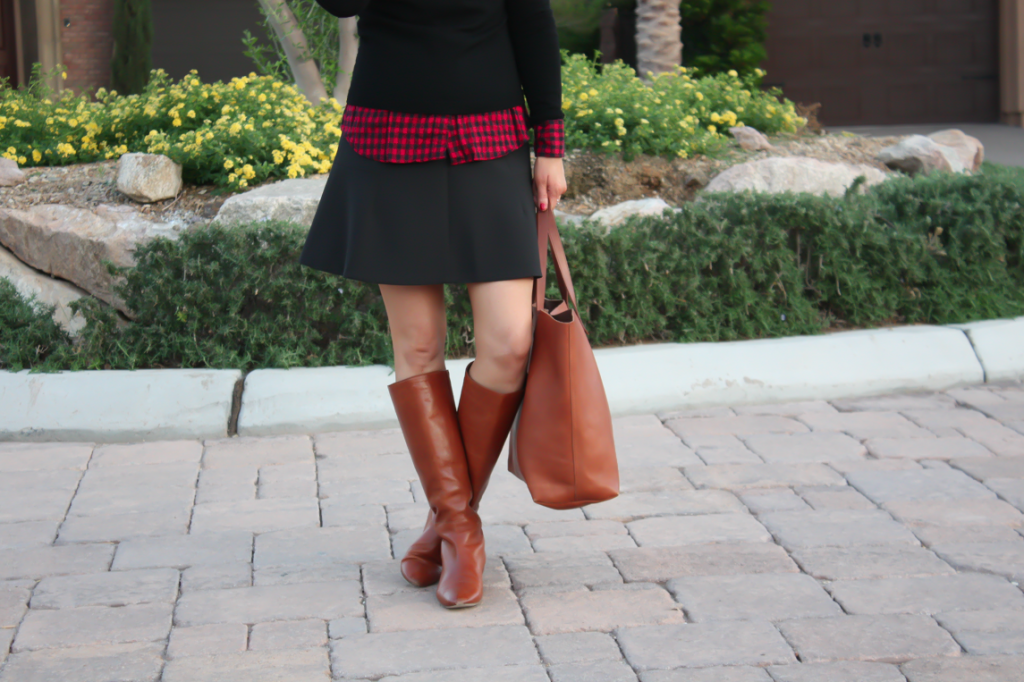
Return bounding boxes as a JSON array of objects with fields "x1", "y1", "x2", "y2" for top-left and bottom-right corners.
[{"x1": 314, "y1": 0, "x2": 563, "y2": 126}]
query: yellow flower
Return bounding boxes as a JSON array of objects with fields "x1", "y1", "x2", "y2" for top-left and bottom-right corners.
[
  {"x1": 578, "y1": 92, "x2": 589, "y2": 101},
  {"x1": 614, "y1": 117, "x2": 624, "y2": 127},
  {"x1": 228, "y1": 173, "x2": 237, "y2": 182},
  {"x1": 61, "y1": 71, "x2": 67, "y2": 80},
  {"x1": 187, "y1": 110, "x2": 196, "y2": 118},
  {"x1": 728, "y1": 70, "x2": 738, "y2": 77},
  {"x1": 588, "y1": 88, "x2": 598, "y2": 96},
  {"x1": 172, "y1": 118, "x2": 182, "y2": 127},
  {"x1": 616, "y1": 127, "x2": 627, "y2": 137},
  {"x1": 32, "y1": 150, "x2": 41, "y2": 162},
  {"x1": 6, "y1": 147, "x2": 14, "y2": 155},
  {"x1": 68, "y1": 118, "x2": 78, "y2": 127},
  {"x1": 708, "y1": 125, "x2": 717, "y2": 133},
  {"x1": 229, "y1": 123, "x2": 242, "y2": 135},
  {"x1": 17, "y1": 156, "x2": 25, "y2": 164},
  {"x1": 696, "y1": 92, "x2": 704, "y2": 101},
  {"x1": 640, "y1": 118, "x2": 649, "y2": 125},
  {"x1": 710, "y1": 113, "x2": 721, "y2": 123},
  {"x1": 224, "y1": 159, "x2": 235, "y2": 169},
  {"x1": 238, "y1": 180, "x2": 248, "y2": 189},
  {"x1": 615, "y1": 108, "x2": 623, "y2": 114}
]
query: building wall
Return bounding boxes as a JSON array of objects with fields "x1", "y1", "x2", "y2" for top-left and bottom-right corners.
[{"x1": 59, "y1": 0, "x2": 113, "y2": 93}]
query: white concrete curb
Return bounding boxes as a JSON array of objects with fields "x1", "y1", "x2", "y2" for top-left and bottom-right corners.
[
  {"x1": 4, "y1": 318, "x2": 1021, "y2": 442},
  {"x1": 595, "y1": 325, "x2": 984, "y2": 415},
  {"x1": 237, "y1": 325, "x2": 986, "y2": 436},
  {"x1": 951, "y1": 316, "x2": 1024, "y2": 383},
  {"x1": 0, "y1": 369, "x2": 241, "y2": 442}
]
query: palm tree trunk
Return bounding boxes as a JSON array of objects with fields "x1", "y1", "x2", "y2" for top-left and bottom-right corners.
[
  {"x1": 636, "y1": 0, "x2": 682, "y2": 80},
  {"x1": 258, "y1": 0, "x2": 329, "y2": 105}
]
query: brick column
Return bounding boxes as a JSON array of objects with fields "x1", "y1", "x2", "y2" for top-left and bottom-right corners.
[
  {"x1": 59, "y1": 0, "x2": 115, "y2": 95},
  {"x1": 1001, "y1": 0, "x2": 1024, "y2": 126}
]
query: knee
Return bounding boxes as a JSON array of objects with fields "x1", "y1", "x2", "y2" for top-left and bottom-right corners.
[
  {"x1": 394, "y1": 325, "x2": 445, "y2": 374},
  {"x1": 480, "y1": 324, "x2": 532, "y2": 374}
]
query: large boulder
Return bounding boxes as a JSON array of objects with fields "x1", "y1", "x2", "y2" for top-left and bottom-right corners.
[
  {"x1": 876, "y1": 135, "x2": 966, "y2": 176},
  {"x1": 0, "y1": 204, "x2": 180, "y2": 314},
  {"x1": 215, "y1": 176, "x2": 328, "y2": 227},
  {"x1": 116, "y1": 153, "x2": 183, "y2": 203},
  {"x1": 703, "y1": 157, "x2": 888, "y2": 198},
  {"x1": 0, "y1": 158, "x2": 26, "y2": 187},
  {"x1": 927, "y1": 129, "x2": 984, "y2": 172},
  {"x1": 1, "y1": 244, "x2": 87, "y2": 335},
  {"x1": 587, "y1": 198, "x2": 676, "y2": 232}
]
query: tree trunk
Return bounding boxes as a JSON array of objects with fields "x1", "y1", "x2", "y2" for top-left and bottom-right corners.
[
  {"x1": 635, "y1": 0, "x2": 682, "y2": 80},
  {"x1": 258, "y1": 0, "x2": 329, "y2": 105},
  {"x1": 334, "y1": 16, "x2": 359, "y2": 103}
]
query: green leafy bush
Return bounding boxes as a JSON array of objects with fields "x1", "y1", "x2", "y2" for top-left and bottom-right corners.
[
  {"x1": 0, "y1": 279, "x2": 72, "y2": 372},
  {"x1": 680, "y1": 0, "x2": 771, "y2": 76},
  {"x1": 7, "y1": 168, "x2": 1023, "y2": 372},
  {"x1": 561, "y1": 51, "x2": 803, "y2": 160}
]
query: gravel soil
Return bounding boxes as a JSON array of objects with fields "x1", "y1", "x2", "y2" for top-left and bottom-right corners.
[
  {"x1": 0, "y1": 160, "x2": 228, "y2": 226},
  {"x1": 0, "y1": 128, "x2": 903, "y2": 222}
]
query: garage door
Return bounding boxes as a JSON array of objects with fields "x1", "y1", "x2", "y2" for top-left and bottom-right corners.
[{"x1": 760, "y1": 0, "x2": 999, "y2": 126}]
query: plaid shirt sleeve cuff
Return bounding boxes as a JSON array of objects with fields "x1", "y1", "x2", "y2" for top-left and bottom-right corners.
[{"x1": 532, "y1": 118, "x2": 565, "y2": 157}]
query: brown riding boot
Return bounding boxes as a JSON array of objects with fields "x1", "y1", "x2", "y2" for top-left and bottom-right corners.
[
  {"x1": 396, "y1": 362, "x2": 526, "y2": 587},
  {"x1": 388, "y1": 369, "x2": 484, "y2": 608}
]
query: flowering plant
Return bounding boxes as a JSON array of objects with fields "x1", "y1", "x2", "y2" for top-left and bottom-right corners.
[
  {"x1": 0, "y1": 66, "x2": 342, "y2": 190},
  {"x1": 560, "y1": 51, "x2": 805, "y2": 160}
]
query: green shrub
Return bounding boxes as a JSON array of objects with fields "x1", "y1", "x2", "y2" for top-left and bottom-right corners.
[
  {"x1": 680, "y1": 0, "x2": 771, "y2": 76},
  {"x1": 561, "y1": 51, "x2": 804, "y2": 160},
  {"x1": 111, "y1": 0, "x2": 154, "y2": 95},
  {"x1": 1, "y1": 168, "x2": 1015, "y2": 373},
  {"x1": 0, "y1": 279, "x2": 72, "y2": 372}
]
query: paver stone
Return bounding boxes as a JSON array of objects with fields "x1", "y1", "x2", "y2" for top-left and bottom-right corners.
[
  {"x1": 583, "y1": 489, "x2": 743, "y2": 522},
  {"x1": 547, "y1": 661, "x2": 639, "y2": 682},
  {"x1": 174, "y1": 581, "x2": 363, "y2": 626},
  {"x1": 846, "y1": 469, "x2": 996, "y2": 503},
  {"x1": 798, "y1": 412, "x2": 935, "y2": 439},
  {"x1": 13, "y1": 602, "x2": 173, "y2": 651},
  {"x1": 112, "y1": 531, "x2": 252, "y2": 569},
  {"x1": 666, "y1": 573, "x2": 842, "y2": 622},
  {"x1": 790, "y1": 545, "x2": 954, "y2": 580},
  {"x1": 1, "y1": 544, "x2": 114, "y2": 580},
  {"x1": 367, "y1": 583, "x2": 523, "y2": 632},
  {"x1": 167, "y1": 623, "x2": 248, "y2": 658},
  {"x1": 254, "y1": 526, "x2": 390, "y2": 566},
  {"x1": 521, "y1": 587, "x2": 683, "y2": 635},
  {"x1": 883, "y1": 498, "x2": 1023, "y2": 527},
  {"x1": 161, "y1": 648, "x2": 331, "y2": 682},
  {"x1": 31, "y1": 568, "x2": 179, "y2": 609},
  {"x1": 826, "y1": 573, "x2": 1024, "y2": 615},
  {"x1": 610, "y1": 543, "x2": 797, "y2": 582},
  {"x1": 627, "y1": 513, "x2": 772, "y2": 547},
  {"x1": 742, "y1": 432, "x2": 866, "y2": 463},
  {"x1": 777, "y1": 613, "x2": 961, "y2": 663},
  {"x1": 866, "y1": 437, "x2": 990, "y2": 460},
  {"x1": 248, "y1": 619, "x2": 327, "y2": 650},
  {"x1": 758, "y1": 509, "x2": 920, "y2": 549},
  {"x1": 0, "y1": 642, "x2": 164, "y2": 682},
  {"x1": 929, "y1": 540, "x2": 1024, "y2": 580},
  {"x1": 766, "y1": 661, "x2": 907, "y2": 682},
  {"x1": 504, "y1": 552, "x2": 621, "y2": 589},
  {"x1": 190, "y1": 497, "x2": 320, "y2": 534},
  {"x1": 900, "y1": 655, "x2": 1024, "y2": 682},
  {"x1": 534, "y1": 631, "x2": 624, "y2": 665},
  {"x1": 329, "y1": 625, "x2": 539, "y2": 678},
  {"x1": 684, "y1": 463, "x2": 845, "y2": 490},
  {"x1": 616, "y1": 620, "x2": 796, "y2": 670}
]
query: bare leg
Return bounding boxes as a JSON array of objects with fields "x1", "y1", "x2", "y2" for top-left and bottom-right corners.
[
  {"x1": 378, "y1": 284, "x2": 447, "y2": 380},
  {"x1": 465, "y1": 278, "x2": 535, "y2": 392}
]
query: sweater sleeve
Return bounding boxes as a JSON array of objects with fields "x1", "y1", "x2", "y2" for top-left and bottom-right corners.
[
  {"x1": 505, "y1": 0, "x2": 564, "y2": 128},
  {"x1": 313, "y1": 0, "x2": 370, "y2": 18}
]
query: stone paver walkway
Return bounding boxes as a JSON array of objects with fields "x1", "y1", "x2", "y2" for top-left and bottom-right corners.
[{"x1": 2, "y1": 383, "x2": 1024, "y2": 681}]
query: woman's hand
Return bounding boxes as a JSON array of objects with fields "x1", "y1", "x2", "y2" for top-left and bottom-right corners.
[{"x1": 533, "y1": 156, "x2": 567, "y2": 212}]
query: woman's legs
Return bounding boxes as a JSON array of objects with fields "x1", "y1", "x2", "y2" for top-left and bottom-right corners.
[
  {"x1": 379, "y1": 284, "x2": 448, "y2": 381},
  {"x1": 464, "y1": 278, "x2": 535, "y2": 392}
]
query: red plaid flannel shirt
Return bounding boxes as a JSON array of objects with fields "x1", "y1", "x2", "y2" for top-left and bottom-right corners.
[{"x1": 340, "y1": 103, "x2": 565, "y2": 164}]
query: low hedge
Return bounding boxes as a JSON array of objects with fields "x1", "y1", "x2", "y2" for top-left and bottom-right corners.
[{"x1": 3, "y1": 166, "x2": 1023, "y2": 372}]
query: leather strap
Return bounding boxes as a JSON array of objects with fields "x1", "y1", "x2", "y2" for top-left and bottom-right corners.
[{"x1": 534, "y1": 209, "x2": 587, "y2": 335}]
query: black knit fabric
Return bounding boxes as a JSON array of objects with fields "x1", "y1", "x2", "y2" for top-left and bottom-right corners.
[{"x1": 314, "y1": 0, "x2": 564, "y2": 127}]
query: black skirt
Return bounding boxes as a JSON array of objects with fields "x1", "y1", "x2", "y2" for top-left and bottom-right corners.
[{"x1": 300, "y1": 136, "x2": 542, "y2": 285}]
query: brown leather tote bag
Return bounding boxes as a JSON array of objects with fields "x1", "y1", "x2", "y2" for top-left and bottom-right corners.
[{"x1": 508, "y1": 208, "x2": 619, "y2": 510}]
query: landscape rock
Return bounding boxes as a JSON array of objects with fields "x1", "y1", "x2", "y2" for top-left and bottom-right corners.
[
  {"x1": 0, "y1": 204, "x2": 179, "y2": 313},
  {"x1": 877, "y1": 135, "x2": 966, "y2": 176},
  {"x1": 927, "y1": 129, "x2": 984, "y2": 171},
  {"x1": 0, "y1": 157, "x2": 26, "y2": 187},
  {"x1": 730, "y1": 126, "x2": 773, "y2": 151},
  {"x1": 586, "y1": 198, "x2": 675, "y2": 232},
  {"x1": 215, "y1": 175, "x2": 328, "y2": 227},
  {"x1": 116, "y1": 153, "x2": 183, "y2": 203},
  {"x1": 1, "y1": 244, "x2": 87, "y2": 334},
  {"x1": 703, "y1": 157, "x2": 888, "y2": 198}
]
